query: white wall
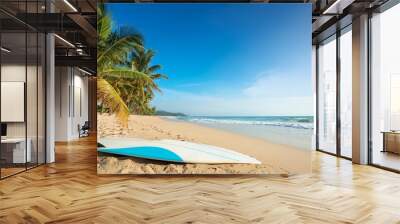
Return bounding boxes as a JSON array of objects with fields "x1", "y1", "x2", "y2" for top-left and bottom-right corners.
[
  {"x1": 54, "y1": 67, "x2": 89, "y2": 141},
  {"x1": 55, "y1": 66, "x2": 70, "y2": 141},
  {"x1": 71, "y1": 73, "x2": 89, "y2": 138}
]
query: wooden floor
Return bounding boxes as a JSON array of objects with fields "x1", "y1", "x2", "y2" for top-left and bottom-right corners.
[
  {"x1": 0, "y1": 167, "x2": 26, "y2": 178},
  {"x1": 372, "y1": 151, "x2": 400, "y2": 171},
  {"x1": 1, "y1": 136, "x2": 400, "y2": 223}
]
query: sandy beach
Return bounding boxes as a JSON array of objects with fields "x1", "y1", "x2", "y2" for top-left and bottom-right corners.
[{"x1": 97, "y1": 114, "x2": 311, "y2": 175}]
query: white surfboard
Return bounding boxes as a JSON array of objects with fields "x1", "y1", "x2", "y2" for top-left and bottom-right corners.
[{"x1": 98, "y1": 137, "x2": 261, "y2": 164}]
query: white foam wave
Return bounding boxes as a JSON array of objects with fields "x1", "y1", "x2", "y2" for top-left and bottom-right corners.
[{"x1": 180, "y1": 117, "x2": 313, "y2": 129}]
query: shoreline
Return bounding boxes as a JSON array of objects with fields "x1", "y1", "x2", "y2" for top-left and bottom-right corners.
[
  {"x1": 97, "y1": 114, "x2": 311, "y2": 174},
  {"x1": 161, "y1": 116, "x2": 313, "y2": 150}
]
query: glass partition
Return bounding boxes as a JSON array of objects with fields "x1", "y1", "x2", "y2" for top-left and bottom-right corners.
[
  {"x1": 0, "y1": 1, "x2": 46, "y2": 179},
  {"x1": 0, "y1": 30, "x2": 28, "y2": 177}
]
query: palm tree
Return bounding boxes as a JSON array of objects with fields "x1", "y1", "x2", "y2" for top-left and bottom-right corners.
[
  {"x1": 125, "y1": 48, "x2": 168, "y2": 114},
  {"x1": 131, "y1": 48, "x2": 168, "y2": 81},
  {"x1": 97, "y1": 4, "x2": 156, "y2": 126}
]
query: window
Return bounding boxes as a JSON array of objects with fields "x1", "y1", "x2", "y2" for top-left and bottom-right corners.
[
  {"x1": 370, "y1": 2, "x2": 400, "y2": 171},
  {"x1": 339, "y1": 27, "x2": 352, "y2": 158},
  {"x1": 317, "y1": 35, "x2": 337, "y2": 154}
]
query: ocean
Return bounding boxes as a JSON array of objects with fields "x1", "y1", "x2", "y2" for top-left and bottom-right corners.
[{"x1": 168, "y1": 116, "x2": 314, "y2": 150}]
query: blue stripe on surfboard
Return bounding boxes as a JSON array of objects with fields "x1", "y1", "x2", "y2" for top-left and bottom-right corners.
[
  {"x1": 98, "y1": 146, "x2": 184, "y2": 163},
  {"x1": 159, "y1": 141, "x2": 246, "y2": 162}
]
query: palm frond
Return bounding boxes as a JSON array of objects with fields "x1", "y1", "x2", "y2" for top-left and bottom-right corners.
[
  {"x1": 150, "y1": 73, "x2": 168, "y2": 80},
  {"x1": 97, "y1": 4, "x2": 112, "y2": 54},
  {"x1": 98, "y1": 35, "x2": 142, "y2": 69},
  {"x1": 147, "y1": 65, "x2": 161, "y2": 73},
  {"x1": 101, "y1": 69, "x2": 154, "y2": 84},
  {"x1": 97, "y1": 78, "x2": 129, "y2": 127}
]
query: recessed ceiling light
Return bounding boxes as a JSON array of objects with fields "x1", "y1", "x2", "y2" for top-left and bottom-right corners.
[
  {"x1": 322, "y1": 0, "x2": 354, "y2": 15},
  {"x1": 63, "y1": 0, "x2": 78, "y2": 12},
  {"x1": 78, "y1": 67, "x2": 93, "y2": 76},
  {"x1": 1, "y1": 47, "x2": 11, "y2": 53},
  {"x1": 54, "y1": 34, "x2": 75, "y2": 48}
]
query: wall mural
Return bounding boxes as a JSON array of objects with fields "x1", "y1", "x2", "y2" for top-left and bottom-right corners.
[{"x1": 97, "y1": 3, "x2": 312, "y2": 175}]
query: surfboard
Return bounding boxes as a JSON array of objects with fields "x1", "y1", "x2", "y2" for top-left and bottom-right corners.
[{"x1": 98, "y1": 137, "x2": 261, "y2": 164}]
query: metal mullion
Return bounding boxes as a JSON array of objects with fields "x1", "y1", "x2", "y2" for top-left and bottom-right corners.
[
  {"x1": 336, "y1": 29, "x2": 341, "y2": 157},
  {"x1": 36, "y1": 0, "x2": 39, "y2": 167},
  {"x1": 367, "y1": 11, "x2": 373, "y2": 166},
  {"x1": 316, "y1": 149, "x2": 352, "y2": 161},
  {"x1": 25, "y1": 0, "x2": 28, "y2": 171},
  {"x1": 0, "y1": 169, "x2": 28, "y2": 179},
  {"x1": 42, "y1": 34, "x2": 48, "y2": 163},
  {"x1": 44, "y1": 33, "x2": 47, "y2": 164},
  {"x1": 370, "y1": 164, "x2": 400, "y2": 174},
  {"x1": 316, "y1": 45, "x2": 320, "y2": 150},
  {"x1": 43, "y1": 0, "x2": 48, "y2": 165}
]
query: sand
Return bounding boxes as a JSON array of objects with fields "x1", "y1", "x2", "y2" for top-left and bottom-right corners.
[
  {"x1": 97, "y1": 114, "x2": 311, "y2": 175},
  {"x1": 97, "y1": 155, "x2": 281, "y2": 175}
]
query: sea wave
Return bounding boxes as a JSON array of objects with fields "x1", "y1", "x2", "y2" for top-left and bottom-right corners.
[{"x1": 172, "y1": 116, "x2": 314, "y2": 129}]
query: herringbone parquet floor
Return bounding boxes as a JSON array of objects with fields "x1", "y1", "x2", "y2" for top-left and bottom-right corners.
[{"x1": 1, "y1": 136, "x2": 400, "y2": 223}]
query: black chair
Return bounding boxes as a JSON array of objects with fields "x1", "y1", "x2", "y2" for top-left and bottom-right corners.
[{"x1": 78, "y1": 121, "x2": 90, "y2": 138}]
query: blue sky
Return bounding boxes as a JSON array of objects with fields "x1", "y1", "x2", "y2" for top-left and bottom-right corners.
[{"x1": 107, "y1": 3, "x2": 312, "y2": 116}]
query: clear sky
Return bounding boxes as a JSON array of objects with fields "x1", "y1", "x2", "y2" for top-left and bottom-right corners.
[{"x1": 106, "y1": 3, "x2": 312, "y2": 116}]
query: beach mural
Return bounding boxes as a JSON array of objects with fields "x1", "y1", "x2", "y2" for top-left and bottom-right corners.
[{"x1": 97, "y1": 3, "x2": 312, "y2": 175}]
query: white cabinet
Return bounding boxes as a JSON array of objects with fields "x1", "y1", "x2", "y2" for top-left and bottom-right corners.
[
  {"x1": 1, "y1": 138, "x2": 32, "y2": 163},
  {"x1": 1, "y1": 82, "x2": 25, "y2": 122}
]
